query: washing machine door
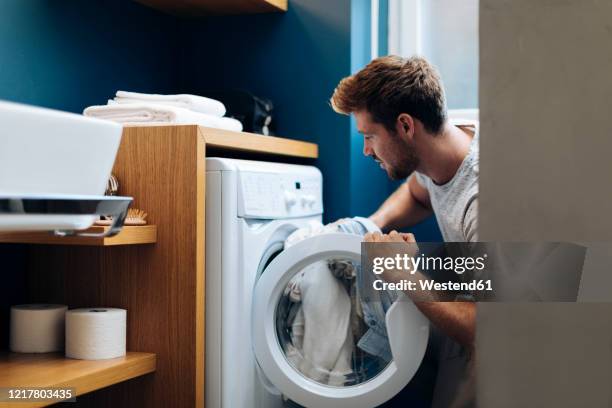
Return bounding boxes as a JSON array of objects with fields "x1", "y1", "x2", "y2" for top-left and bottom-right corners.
[{"x1": 252, "y1": 233, "x2": 429, "y2": 408}]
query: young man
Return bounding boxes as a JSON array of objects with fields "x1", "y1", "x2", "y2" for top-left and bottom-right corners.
[{"x1": 331, "y1": 55, "x2": 478, "y2": 408}]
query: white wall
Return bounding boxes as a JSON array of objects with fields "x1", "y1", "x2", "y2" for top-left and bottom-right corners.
[
  {"x1": 421, "y1": 0, "x2": 479, "y2": 109},
  {"x1": 480, "y1": 0, "x2": 612, "y2": 242},
  {"x1": 479, "y1": 2, "x2": 612, "y2": 406}
]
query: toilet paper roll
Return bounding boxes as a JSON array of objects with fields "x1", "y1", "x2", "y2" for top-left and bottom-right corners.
[
  {"x1": 10, "y1": 304, "x2": 68, "y2": 353},
  {"x1": 65, "y1": 308, "x2": 126, "y2": 360}
]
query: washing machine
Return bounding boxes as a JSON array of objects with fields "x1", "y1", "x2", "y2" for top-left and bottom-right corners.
[{"x1": 205, "y1": 158, "x2": 428, "y2": 408}]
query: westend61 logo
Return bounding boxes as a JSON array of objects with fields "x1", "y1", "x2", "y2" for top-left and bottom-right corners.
[
  {"x1": 369, "y1": 252, "x2": 492, "y2": 294},
  {"x1": 365, "y1": 242, "x2": 586, "y2": 299},
  {"x1": 372, "y1": 253, "x2": 488, "y2": 275}
]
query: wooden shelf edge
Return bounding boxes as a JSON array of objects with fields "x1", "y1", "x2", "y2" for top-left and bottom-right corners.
[
  {"x1": 198, "y1": 126, "x2": 318, "y2": 158},
  {"x1": 123, "y1": 125, "x2": 318, "y2": 159},
  {"x1": 0, "y1": 225, "x2": 157, "y2": 246},
  {"x1": 133, "y1": 0, "x2": 287, "y2": 16},
  {"x1": 0, "y1": 351, "x2": 156, "y2": 408}
]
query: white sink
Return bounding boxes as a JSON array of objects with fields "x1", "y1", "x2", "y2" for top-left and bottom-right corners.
[{"x1": 0, "y1": 100, "x2": 123, "y2": 231}]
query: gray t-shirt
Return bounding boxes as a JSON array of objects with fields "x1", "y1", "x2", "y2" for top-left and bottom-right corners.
[
  {"x1": 416, "y1": 127, "x2": 480, "y2": 408},
  {"x1": 415, "y1": 125, "x2": 479, "y2": 242}
]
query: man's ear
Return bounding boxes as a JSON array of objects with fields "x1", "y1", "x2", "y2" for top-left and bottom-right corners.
[{"x1": 396, "y1": 113, "x2": 415, "y2": 140}]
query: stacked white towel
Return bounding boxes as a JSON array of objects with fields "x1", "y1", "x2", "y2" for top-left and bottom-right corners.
[
  {"x1": 82, "y1": 91, "x2": 243, "y2": 132},
  {"x1": 83, "y1": 103, "x2": 243, "y2": 132},
  {"x1": 113, "y1": 91, "x2": 226, "y2": 117}
]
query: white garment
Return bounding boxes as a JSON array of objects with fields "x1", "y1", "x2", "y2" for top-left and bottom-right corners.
[
  {"x1": 283, "y1": 220, "x2": 364, "y2": 385},
  {"x1": 284, "y1": 221, "x2": 325, "y2": 248},
  {"x1": 284, "y1": 261, "x2": 353, "y2": 385},
  {"x1": 83, "y1": 103, "x2": 243, "y2": 132},
  {"x1": 114, "y1": 90, "x2": 226, "y2": 117},
  {"x1": 284, "y1": 218, "x2": 356, "y2": 249}
]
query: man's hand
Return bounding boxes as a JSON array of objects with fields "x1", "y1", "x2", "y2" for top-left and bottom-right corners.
[
  {"x1": 363, "y1": 230, "x2": 419, "y2": 283},
  {"x1": 364, "y1": 230, "x2": 419, "y2": 257},
  {"x1": 364, "y1": 230, "x2": 415, "y2": 244}
]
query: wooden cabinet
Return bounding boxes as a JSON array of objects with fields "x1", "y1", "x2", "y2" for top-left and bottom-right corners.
[{"x1": 0, "y1": 125, "x2": 317, "y2": 407}]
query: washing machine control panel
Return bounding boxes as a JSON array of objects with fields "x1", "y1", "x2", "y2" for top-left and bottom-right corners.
[{"x1": 238, "y1": 170, "x2": 323, "y2": 219}]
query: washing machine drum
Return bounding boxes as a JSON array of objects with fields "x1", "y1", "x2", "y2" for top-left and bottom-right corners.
[{"x1": 252, "y1": 233, "x2": 429, "y2": 408}]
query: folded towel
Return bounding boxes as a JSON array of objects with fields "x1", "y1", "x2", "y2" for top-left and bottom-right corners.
[
  {"x1": 114, "y1": 91, "x2": 226, "y2": 117},
  {"x1": 83, "y1": 103, "x2": 243, "y2": 132}
]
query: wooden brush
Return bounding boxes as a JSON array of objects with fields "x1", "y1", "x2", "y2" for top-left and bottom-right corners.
[{"x1": 124, "y1": 208, "x2": 148, "y2": 226}]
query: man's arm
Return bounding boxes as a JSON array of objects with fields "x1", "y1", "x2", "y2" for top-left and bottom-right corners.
[
  {"x1": 369, "y1": 174, "x2": 433, "y2": 232},
  {"x1": 418, "y1": 199, "x2": 478, "y2": 349},
  {"x1": 364, "y1": 231, "x2": 476, "y2": 351},
  {"x1": 414, "y1": 302, "x2": 475, "y2": 351}
]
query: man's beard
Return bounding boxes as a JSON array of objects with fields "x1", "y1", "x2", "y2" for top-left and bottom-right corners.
[{"x1": 386, "y1": 139, "x2": 419, "y2": 180}]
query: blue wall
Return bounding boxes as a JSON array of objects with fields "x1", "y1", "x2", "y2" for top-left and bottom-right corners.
[
  {"x1": 349, "y1": 0, "x2": 391, "y2": 218},
  {"x1": 0, "y1": 0, "x2": 180, "y2": 112}
]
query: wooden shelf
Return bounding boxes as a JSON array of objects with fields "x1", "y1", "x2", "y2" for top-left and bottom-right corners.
[
  {"x1": 0, "y1": 225, "x2": 157, "y2": 246},
  {"x1": 133, "y1": 0, "x2": 287, "y2": 16},
  {"x1": 0, "y1": 351, "x2": 156, "y2": 407},
  {"x1": 124, "y1": 125, "x2": 318, "y2": 159}
]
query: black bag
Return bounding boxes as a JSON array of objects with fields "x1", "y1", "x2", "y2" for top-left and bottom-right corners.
[{"x1": 206, "y1": 90, "x2": 275, "y2": 135}]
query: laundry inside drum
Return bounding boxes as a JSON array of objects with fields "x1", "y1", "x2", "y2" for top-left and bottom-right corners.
[{"x1": 275, "y1": 257, "x2": 392, "y2": 387}]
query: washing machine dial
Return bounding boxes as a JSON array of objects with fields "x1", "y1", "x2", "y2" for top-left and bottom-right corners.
[
  {"x1": 284, "y1": 191, "x2": 297, "y2": 208},
  {"x1": 301, "y1": 194, "x2": 316, "y2": 208}
]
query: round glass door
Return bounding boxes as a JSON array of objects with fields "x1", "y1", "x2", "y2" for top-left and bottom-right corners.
[
  {"x1": 252, "y1": 233, "x2": 429, "y2": 408},
  {"x1": 275, "y1": 257, "x2": 389, "y2": 388}
]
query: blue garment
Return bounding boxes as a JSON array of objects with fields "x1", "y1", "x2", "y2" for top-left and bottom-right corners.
[{"x1": 336, "y1": 217, "x2": 397, "y2": 363}]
